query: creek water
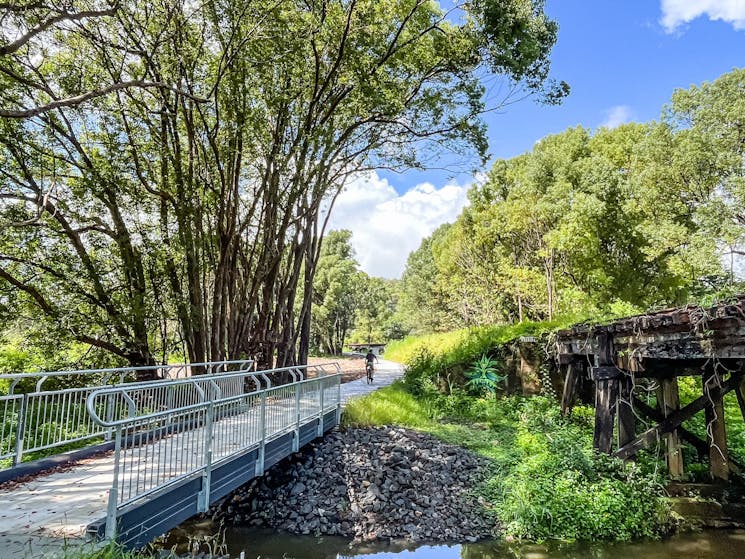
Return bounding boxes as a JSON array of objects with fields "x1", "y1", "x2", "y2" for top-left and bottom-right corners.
[{"x1": 210, "y1": 527, "x2": 745, "y2": 559}]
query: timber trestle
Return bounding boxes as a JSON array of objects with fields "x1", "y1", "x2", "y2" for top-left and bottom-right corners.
[{"x1": 557, "y1": 298, "x2": 745, "y2": 480}]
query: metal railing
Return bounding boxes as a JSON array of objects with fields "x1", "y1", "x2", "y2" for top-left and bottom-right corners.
[
  {"x1": 0, "y1": 360, "x2": 254, "y2": 466},
  {"x1": 86, "y1": 363, "x2": 342, "y2": 538}
]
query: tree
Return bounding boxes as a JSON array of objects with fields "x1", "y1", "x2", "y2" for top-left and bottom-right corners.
[
  {"x1": 1, "y1": 0, "x2": 565, "y2": 369},
  {"x1": 351, "y1": 276, "x2": 400, "y2": 344},
  {"x1": 311, "y1": 231, "x2": 361, "y2": 355},
  {"x1": 398, "y1": 224, "x2": 456, "y2": 333},
  {"x1": 404, "y1": 113, "x2": 728, "y2": 331},
  {"x1": 661, "y1": 68, "x2": 745, "y2": 275}
]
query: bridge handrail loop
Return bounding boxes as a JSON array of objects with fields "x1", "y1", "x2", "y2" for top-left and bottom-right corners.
[{"x1": 84, "y1": 363, "x2": 338, "y2": 427}]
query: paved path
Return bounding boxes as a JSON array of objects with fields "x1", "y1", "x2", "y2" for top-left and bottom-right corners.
[
  {"x1": 0, "y1": 361, "x2": 404, "y2": 558},
  {"x1": 339, "y1": 359, "x2": 404, "y2": 406}
]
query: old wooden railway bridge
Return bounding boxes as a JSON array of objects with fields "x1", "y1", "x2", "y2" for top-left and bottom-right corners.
[{"x1": 557, "y1": 297, "x2": 745, "y2": 480}]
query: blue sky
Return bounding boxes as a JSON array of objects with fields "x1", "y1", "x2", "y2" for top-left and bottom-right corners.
[{"x1": 329, "y1": 1, "x2": 745, "y2": 279}]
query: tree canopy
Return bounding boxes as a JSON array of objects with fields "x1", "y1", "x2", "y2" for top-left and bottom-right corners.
[
  {"x1": 400, "y1": 68, "x2": 745, "y2": 329},
  {"x1": 0, "y1": 0, "x2": 564, "y2": 370}
]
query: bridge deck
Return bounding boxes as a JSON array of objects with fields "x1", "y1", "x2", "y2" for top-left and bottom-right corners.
[{"x1": 0, "y1": 361, "x2": 403, "y2": 558}]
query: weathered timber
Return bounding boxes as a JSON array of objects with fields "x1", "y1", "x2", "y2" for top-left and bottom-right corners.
[
  {"x1": 593, "y1": 332, "x2": 618, "y2": 453},
  {"x1": 614, "y1": 374, "x2": 739, "y2": 460},
  {"x1": 618, "y1": 376, "x2": 635, "y2": 450},
  {"x1": 591, "y1": 366, "x2": 623, "y2": 380},
  {"x1": 561, "y1": 363, "x2": 578, "y2": 415},
  {"x1": 703, "y1": 368, "x2": 729, "y2": 481},
  {"x1": 658, "y1": 377, "x2": 684, "y2": 479},
  {"x1": 556, "y1": 297, "x2": 745, "y2": 363},
  {"x1": 557, "y1": 298, "x2": 745, "y2": 478},
  {"x1": 632, "y1": 397, "x2": 715, "y2": 464},
  {"x1": 594, "y1": 380, "x2": 618, "y2": 453}
]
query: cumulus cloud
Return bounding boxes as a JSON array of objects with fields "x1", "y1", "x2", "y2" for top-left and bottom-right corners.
[
  {"x1": 660, "y1": 0, "x2": 745, "y2": 32},
  {"x1": 600, "y1": 105, "x2": 634, "y2": 129},
  {"x1": 325, "y1": 171, "x2": 471, "y2": 279}
]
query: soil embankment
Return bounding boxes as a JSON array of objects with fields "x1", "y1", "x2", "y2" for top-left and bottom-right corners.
[{"x1": 212, "y1": 427, "x2": 496, "y2": 543}]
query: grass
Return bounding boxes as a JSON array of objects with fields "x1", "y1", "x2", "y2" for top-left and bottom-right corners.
[
  {"x1": 347, "y1": 317, "x2": 672, "y2": 542},
  {"x1": 344, "y1": 383, "x2": 669, "y2": 541},
  {"x1": 36, "y1": 541, "x2": 141, "y2": 559},
  {"x1": 385, "y1": 320, "x2": 565, "y2": 365}
]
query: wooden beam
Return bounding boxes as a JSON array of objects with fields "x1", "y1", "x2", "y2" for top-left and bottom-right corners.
[
  {"x1": 658, "y1": 377, "x2": 684, "y2": 479},
  {"x1": 614, "y1": 374, "x2": 739, "y2": 460},
  {"x1": 595, "y1": 379, "x2": 619, "y2": 453},
  {"x1": 703, "y1": 368, "x2": 729, "y2": 482},
  {"x1": 617, "y1": 376, "x2": 635, "y2": 450},
  {"x1": 634, "y1": 397, "x2": 708, "y2": 461},
  {"x1": 593, "y1": 332, "x2": 619, "y2": 454},
  {"x1": 561, "y1": 363, "x2": 580, "y2": 416}
]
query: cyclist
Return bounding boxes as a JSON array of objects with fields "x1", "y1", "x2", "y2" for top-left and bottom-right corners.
[{"x1": 364, "y1": 350, "x2": 378, "y2": 383}]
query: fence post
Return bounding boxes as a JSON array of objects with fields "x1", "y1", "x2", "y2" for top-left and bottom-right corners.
[
  {"x1": 255, "y1": 391, "x2": 266, "y2": 476},
  {"x1": 293, "y1": 382, "x2": 300, "y2": 452},
  {"x1": 198, "y1": 401, "x2": 214, "y2": 512},
  {"x1": 317, "y1": 377, "x2": 325, "y2": 437},
  {"x1": 336, "y1": 375, "x2": 342, "y2": 426},
  {"x1": 13, "y1": 393, "x2": 29, "y2": 467},
  {"x1": 105, "y1": 425, "x2": 123, "y2": 540},
  {"x1": 104, "y1": 394, "x2": 115, "y2": 442}
]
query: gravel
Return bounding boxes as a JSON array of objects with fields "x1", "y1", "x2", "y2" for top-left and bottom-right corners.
[{"x1": 211, "y1": 426, "x2": 497, "y2": 543}]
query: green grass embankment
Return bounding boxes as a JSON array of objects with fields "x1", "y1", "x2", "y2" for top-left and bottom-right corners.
[{"x1": 346, "y1": 322, "x2": 671, "y2": 542}]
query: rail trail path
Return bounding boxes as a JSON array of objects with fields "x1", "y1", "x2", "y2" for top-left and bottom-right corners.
[{"x1": 0, "y1": 360, "x2": 404, "y2": 559}]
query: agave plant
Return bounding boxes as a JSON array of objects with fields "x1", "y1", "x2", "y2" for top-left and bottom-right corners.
[{"x1": 465, "y1": 354, "x2": 505, "y2": 397}]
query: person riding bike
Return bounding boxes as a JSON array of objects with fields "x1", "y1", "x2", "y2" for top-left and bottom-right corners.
[{"x1": 364, "y1": 350, "x2": 378, "y2": 383}]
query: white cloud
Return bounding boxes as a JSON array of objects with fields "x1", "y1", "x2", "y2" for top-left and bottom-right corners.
[
  {"x1": 660, "y1": 0, "x2": 745, "y2": 32},
  {"x1": 325, "y1": 171, "x2": 471, "y2": 279},
  {"x1": 600, "y1": 105, "x2": 634, "y2": 129}
]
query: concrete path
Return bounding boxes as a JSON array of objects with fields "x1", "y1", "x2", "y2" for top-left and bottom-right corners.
[
  {"x1": 339, "y1": 359, "x2": 404, "y2": 406},
  {"x1": 0, "y1": 361, "x2": 404, "y2": 558}
]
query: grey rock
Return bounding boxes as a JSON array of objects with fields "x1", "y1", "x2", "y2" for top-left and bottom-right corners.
[{"x1": 210, "y1": 426, "x2": 497, "y2": 544}]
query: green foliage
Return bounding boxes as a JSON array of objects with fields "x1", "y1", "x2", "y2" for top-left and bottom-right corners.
[
  {"x1": 398, "y1": 70, "x2": 745, "y2": 334},
  {"x1": 343, "y1": 386, "x2": 669, "y2": 542},
  {"x1": 54, "y1": 541, "x2": 141, "y2": 559},
  {"x1": 388, "y1": 319, "x2": 576, "y2": 397},
  {"x1": 397, "y1": 224, "x2": 456, "y2": 334},
  {"x1": 311, "y1": 231, "x2": 363, "y2": 355},
  {"x1": 465, "y1": 354, "x2": 505, "y2": 396},
  {"x1": 0, "y1": 0, "x2": 564, "y2": 368},
  {"x1": 349, "y1": 276, "x2": 404, "y2": 344},
  {"x1": 343, "y1": 381, "x2": 435, "y2": 429},
  {"x1": 677, "y1": 375, "x2": 745, "y2": 468},
  {"x1": 493, "y1": 399, "x2": 667, "y2": 541}
]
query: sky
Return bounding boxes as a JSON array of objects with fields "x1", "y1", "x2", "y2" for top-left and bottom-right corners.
[{"x1": 327, "y1": 0, "x2": 745, "y2": 280}]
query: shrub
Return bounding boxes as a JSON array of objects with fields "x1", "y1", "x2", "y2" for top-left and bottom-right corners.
[{"x1": 491, "y1": 398, "x2": 668, "y2": 541}]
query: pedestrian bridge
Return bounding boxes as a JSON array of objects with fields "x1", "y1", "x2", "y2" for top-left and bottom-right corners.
[{"x1": 0, "y1": 360, "x2": 366, "y2": 555}]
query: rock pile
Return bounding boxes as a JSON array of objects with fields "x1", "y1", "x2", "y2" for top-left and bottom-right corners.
[{"x1": 213, "y1": 427, "x2": 496, "y2": 543}]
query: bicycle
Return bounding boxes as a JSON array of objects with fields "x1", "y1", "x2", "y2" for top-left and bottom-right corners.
[{"x1": 366, "y1": 362, "x2": 374, "y2": 384}]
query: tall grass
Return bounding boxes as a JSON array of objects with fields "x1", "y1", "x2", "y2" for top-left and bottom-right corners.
[
  {"x1": 385, "y1": 318, "x2": 579, "y2": 367},
  {"x1": 36, "y1": 541, "x2": 141, "y2": 559}
]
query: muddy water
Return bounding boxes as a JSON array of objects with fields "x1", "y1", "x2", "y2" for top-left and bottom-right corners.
[{"x1": 217, "y1": 528, "x2": 745, "y2": 559}]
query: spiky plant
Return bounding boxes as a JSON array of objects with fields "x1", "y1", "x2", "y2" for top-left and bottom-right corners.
[{"x1": 465, "y1": 354, "x2": 505, "y2": 397}]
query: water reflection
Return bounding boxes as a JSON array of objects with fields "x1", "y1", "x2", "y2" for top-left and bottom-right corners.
[{"x1": 222, "y1": 528, "x2": 745, "y2": 559}]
